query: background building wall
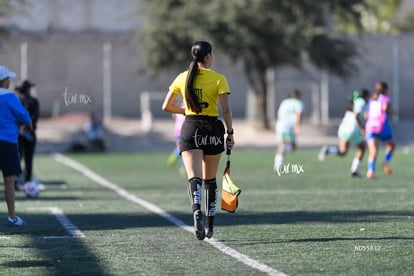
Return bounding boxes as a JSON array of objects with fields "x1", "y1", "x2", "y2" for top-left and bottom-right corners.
[{"x1": 0, "y1": 0, "x2": 413, "y2": 122}]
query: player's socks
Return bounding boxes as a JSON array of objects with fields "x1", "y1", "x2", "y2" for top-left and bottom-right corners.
[
  {"x1": 204, "y1": 178, "x2": 217, "y2": 239},
  {"x1": 350, "y1": 158, "x2": 360, "y2": 174},
  {"x1": 367, "y1": 160, "x2": 376, "y2": 178},
  {"x1": 188, "y1": 177, "x2": 202, "y2": 211},
  {"x1": 274, "y1": 153, "x2": 283, "y2": 171},
  {"x1": 189, "y1": 178, "x2": 205, "y2": 240},
  {"x1": 318, "y1": 145, "x2": 337, "y2": 161},
  {"x1": 167, "y1": 148, "x2": 181, "y2": 166},
  {"x1": 368, "y1": 160, "x2": 375, "y2": 172},
  {"x1": 384, "y1": 151, "x2": 393, "y2": 163},
  {"x1": 285, "y1": 144, "x2": 292, "y2": 153},
  {"x1": 328, "y1": 146, "x2": 338, "y2": 154}
]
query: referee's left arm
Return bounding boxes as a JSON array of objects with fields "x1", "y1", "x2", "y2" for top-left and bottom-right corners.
[{"x1": 162, "y1": 91, "x2": 185, "y2": 115}]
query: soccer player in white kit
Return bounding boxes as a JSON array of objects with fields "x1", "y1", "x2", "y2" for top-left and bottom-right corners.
[
  {"x1": 274, "y1": 90, "x2": 303, "y2": 171},
  {"x1": 318, "y1": 90, "x2": 370, "y2": 176}
]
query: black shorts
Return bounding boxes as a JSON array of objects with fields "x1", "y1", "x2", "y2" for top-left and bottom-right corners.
[
  {"x1": 0, "y1": 140, "x2": 22, "y2": 177},
  {"x1": 180, "y1": 116, "x2": 225, "y2": 155}
]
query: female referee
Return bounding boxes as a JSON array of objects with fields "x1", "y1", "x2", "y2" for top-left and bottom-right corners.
[{"x1": 162, "y1": 41, "x2": 234, "y2": 240}]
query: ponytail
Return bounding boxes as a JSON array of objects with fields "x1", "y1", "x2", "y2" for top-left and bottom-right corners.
[
  {"x1": 185, "y1": 60, "x2": 202, "y2": 113},
  {"x1": 184, "y1": 41, "x2": 212, "y2": 114}
]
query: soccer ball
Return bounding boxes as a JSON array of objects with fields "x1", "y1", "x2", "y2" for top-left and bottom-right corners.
[{"x1": 24, "y1": 181, "x2": 40, "y2": 199}]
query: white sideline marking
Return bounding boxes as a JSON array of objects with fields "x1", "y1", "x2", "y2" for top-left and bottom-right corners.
[
  {"x1": 54, "y1": 153, "x2": 286, "y2": 276},
  {"x1": 29, "y1": 207, "x2": 86, "y2": 239},
  {"x1": 43, "y1": 236, "x2": 78, "y2": 239},
  {"x1": 0, "y1": 236, "x2": 10, "y2": 239}
]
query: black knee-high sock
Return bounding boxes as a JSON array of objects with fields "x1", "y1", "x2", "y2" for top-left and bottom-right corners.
[
  {"x1": 188, "y1": 177, "x2": 202, "y2": 212},
  {"x1": 204, "y1": 178, "x2": 218, "y2": 229}
]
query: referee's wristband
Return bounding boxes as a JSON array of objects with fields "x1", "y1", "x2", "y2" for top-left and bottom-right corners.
[{"x1": 227, "y1": 129, "x2": 234, "y2": 135}]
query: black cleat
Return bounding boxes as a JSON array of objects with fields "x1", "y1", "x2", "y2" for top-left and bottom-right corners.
[
  {"x1": 193, "y1": 210, "x2": 205, "y2": 240},
  {"x1": 351, "y1": 172, "x2": 360, "y2": 177},
  {"x1": 14, "y1": 181, "x2": 20, "y2": 191},
  {"x1": 205, "y1": 227, "x2": 213, "y2": 239}
]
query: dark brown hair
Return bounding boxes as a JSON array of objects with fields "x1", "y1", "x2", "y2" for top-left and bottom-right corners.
[
  {"x1": 289, "y1": 89, "x2": 301, "y2": 99},
  {"x1": 185, "y1": 41, "x2": 212, "y2": 113},
  {"x1": 372, "y1": 82, "x2": 388, "y2": 100}
]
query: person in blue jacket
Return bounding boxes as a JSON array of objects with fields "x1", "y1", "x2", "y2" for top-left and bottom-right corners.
[{"x1": 0, "y1": 65, "x2": 32, "y2": 227}]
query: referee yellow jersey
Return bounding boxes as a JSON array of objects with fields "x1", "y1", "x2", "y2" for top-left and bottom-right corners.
[{"x1": 169, "y1": 68, "x2": 230, "y2": 117}]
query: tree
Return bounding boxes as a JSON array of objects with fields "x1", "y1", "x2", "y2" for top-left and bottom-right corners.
[
  {"x1": 335, "y1": 0, "x2": 414, "y2": 33},
  {"x1": 0, "y1": 0, "x2": 31, "y2": 36},
  {"x1": 0, "y1": 0, "x2": 12, "y2": 35},
  {"x1": 399, "y1": 11, "x2": 414, "y2": 32},
  {"x1": 139, "y1": 0, "x2": 366, "y2": 129}
]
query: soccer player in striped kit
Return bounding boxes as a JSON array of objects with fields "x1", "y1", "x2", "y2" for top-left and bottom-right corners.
[{"x1": 364, "y1": 82, "x2": 396, "y2": 179}]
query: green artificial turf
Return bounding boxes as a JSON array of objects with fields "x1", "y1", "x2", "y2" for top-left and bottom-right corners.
[{"x1": 1, "y1": 148, "x2": 413, "y2": 275}]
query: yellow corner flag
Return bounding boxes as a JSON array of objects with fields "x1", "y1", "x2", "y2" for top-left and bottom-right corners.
[{"x1": 221, "y1": 150, "x2": 241, "y2": 213}]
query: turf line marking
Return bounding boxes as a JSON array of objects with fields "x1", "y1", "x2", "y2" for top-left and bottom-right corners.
[
  {"x1": 43, "y1": 236, "x2": 78, "y2": 239},
  {"x1": 29, "y1": 207, "x2": 86, "y2": 239},
  {"x1": 0, "y1": 236, "x2": 10, "y2": 239},
  {"x1": 54, "y1": 153, "x2": 286, "y2": 276}
]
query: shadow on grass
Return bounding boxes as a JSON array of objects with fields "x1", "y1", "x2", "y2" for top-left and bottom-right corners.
[
  {"x1": 3, "y1": 209, "x2": 411, "y2": 232},
  {"x1": 216, "y1": 210, "x2": 414, "y2": 225},
  {"x1": 1, "y1": 210, "x2": 411, "y2": 233},
  {"x1": 287, "y1": 236, "x2": 414, "y2": 243},
  {"x1": 17, "y1": 196, "x2": 83, "y2": 201},
  {"x1": 2, "y1": 260, "x2": 53, "y2": 268},
  {"x1": 0, "y1": 235, "x2": 107, "y2": 275},
  {"x1": 39, "y1": 180, "x2": 67, "y2": 186},
  {"x1": 37, "y1": 210, "x2": 414, "y2": 231},
  {"x1": 0, "y1": 209, "x2": 412, "y2": 273},
  {"x1": 218, "y1": 236, "x2": 414, "y2": 247},
  {"x1": 1, "y1": 240, "x2": 108, "y2": 274},
  {"x1": 0, "y1": 212, "x2": 108, "y2": 275},
  {"x1": 2, "y1": 206, "x2": 412, "y2": 234}
]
